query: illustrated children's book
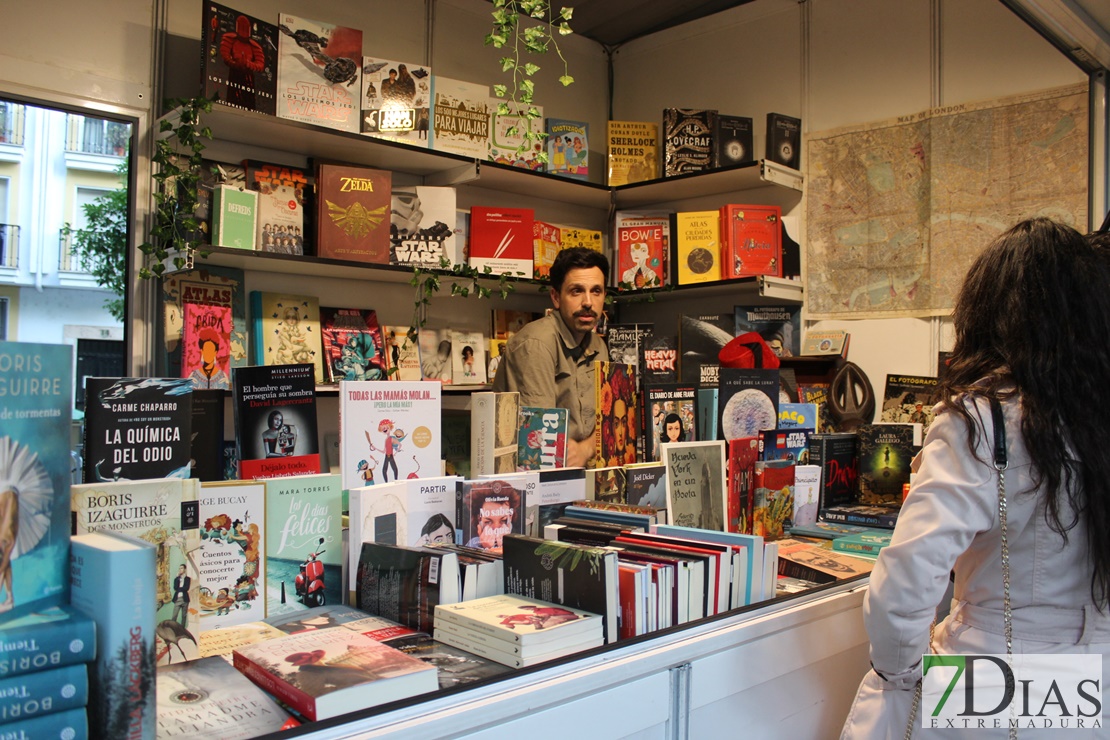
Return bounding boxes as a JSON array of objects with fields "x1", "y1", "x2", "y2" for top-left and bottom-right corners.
[
  {"x1": 232, "y1": 363, "x2": 321, "y2": 479},
  {"x1": 318, "y1": 306, "x2": 386, "y2": 383},
  {"x1": 545, "y1": 118, "x2": 589, "y2": 180},
  {"x1": 488, "y1": 101, "x2": 544, "y2": 171},
  {"x1": 720, "y1": 205, "x2": 783, "y2": 280},
  {"x1": 71, "y1": 477, "x2": 201, "y2": 665},
  {"x1": 0, "y1": 341, "x2": 73, "y2": 621},
  {"x1": 361, "y1": 56, "x2": 432, "y2": 147},
  {"x1": 197, "y1": 480, "x2": 266, "y2": 630},
  {"x1": 276, "y1": 14, "x2": 362, "y2": 133},
  {"x1": 338, "y1": 380, "x2": 443, "y2": 490},
  {"x1": 250, "y1": 290, "x2": 325, "y2": 384},
  {"x1": 202, "y1": 2, "x2": 279, "y2": 116}
]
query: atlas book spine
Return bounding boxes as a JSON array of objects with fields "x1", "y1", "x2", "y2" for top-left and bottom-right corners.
[
  {"x1": 0, "y1": 662, "x2": 88, "y2": 724},
  {"x1": 202, "y1": 2, "x2": 279, "y2": 116},
  {"x1": 662, "y1": 108, "x2": 716, "y2": 176}
]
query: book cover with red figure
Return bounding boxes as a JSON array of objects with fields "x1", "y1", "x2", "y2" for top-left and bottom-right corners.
[
  {"x1": 203, "y1": 2, "x2": 278, "y2": 116},
  {"x1": 319, "y1": 307, "x2": 386, "y2": 384}
]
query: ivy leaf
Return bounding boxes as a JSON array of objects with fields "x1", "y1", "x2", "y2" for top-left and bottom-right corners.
[
  {"x1": 558, "y1": 74, "x2": 574, "y2": 86},
  {"x1": 559, "y1": 6, "x2": 573, "y2": 20},
  {"x1": 523, "y1": 62, "x2": 541, "y2": 76},
  {"x1": 493, "y1": 84, "x2": 508, "y2": 98}
]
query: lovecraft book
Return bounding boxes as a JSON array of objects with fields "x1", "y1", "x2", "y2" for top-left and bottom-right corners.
[{"x1": 662, "y1": 108, "x2": 716, "y2": 176}]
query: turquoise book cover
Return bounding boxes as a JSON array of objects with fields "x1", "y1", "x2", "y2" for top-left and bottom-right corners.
[
  {"x1": 4, "y1": 706, "x2": 88, "y2": 740},
  {"x1": 264, "y1": 473, "x2": 343, "y2": 616},
  {"x1": 0, "y1": 340, "x2": 73, "y2": 621},
  {"x1": 0, "y1": 661, "x2": 88, "y2": 723},
  {"x1": 0, "y1": 605, "x2": 96, "y2": 677}
]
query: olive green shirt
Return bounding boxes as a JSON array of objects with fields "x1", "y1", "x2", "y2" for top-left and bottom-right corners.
[{"x1": 491, "y1": 312, "x2": 609, "y2": 443}]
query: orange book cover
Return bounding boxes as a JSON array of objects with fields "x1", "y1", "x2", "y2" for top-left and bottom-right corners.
[{"x1": 315, "y1": 163, "x2": 392, "y2": 264}]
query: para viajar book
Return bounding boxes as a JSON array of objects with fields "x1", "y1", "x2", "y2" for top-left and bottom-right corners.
[
  {"x1": 82, "y1": 377, "x2": 193, "y2": 483},
  {"x1": 430, "y1": 76, "x2": 491, "y2": 159},
  {"x1": 276, "y1": 14, "x2": 362, "y2": 133},
  {"x1": 0, "y1": 341, "x2": 73, "y2": 621},
  {"x1": 202, "y1": 2, "x2": 279, "y2": 116},
  {"x1": 232, "y1": 363, "x2": 321, "y2": 479},
  {"x1": 338, "y1": 381, "x2": 442, "y2": 490}
]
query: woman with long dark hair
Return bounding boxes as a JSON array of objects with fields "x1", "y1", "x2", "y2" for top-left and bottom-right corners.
[{"x1": 843, "y1": 218, "x2": 1110, "y2": 737}]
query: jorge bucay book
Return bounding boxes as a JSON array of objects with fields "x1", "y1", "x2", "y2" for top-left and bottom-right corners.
[
  {"x1": 197, "y1": 480, "x2": 266, "y2": 631},
  {"x1": 70, "y1": 530, "x2": 157, "y2": 740},
  {"x1": 361, "y1": 56, "x2": 432, "y2": 147},
  {"x1": 232, "y1": 363, "x2": 321, "y2": 480},
  {"x1": 0, "y1": 341, "x2": 73, "y2": 622},
  {"x1": 276, "y1": 14, "x2": 362, "y2": 133},
  {"x1": 233, "y1": 626, "x2": 437, "y2": 721},
  {"x1": 71, "y1": 477, "x2": 202, "y2": 665}
]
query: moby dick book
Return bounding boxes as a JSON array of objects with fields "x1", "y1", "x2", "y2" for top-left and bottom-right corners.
[
  {"x1": 0, "y1": 341, "x2": 73, "y2": 621},
  {"x1": 276, "y1": 14, "x2": 362, "y2": 133},
  {"x1": 71, "y1": 477, "x2": 201, "y2": 665},
  {"x1": 232, "y1": 363, "x2": 321, "y2": 480}
]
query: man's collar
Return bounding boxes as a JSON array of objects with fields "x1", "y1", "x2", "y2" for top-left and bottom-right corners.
[{"x1": 553, "y1": 311, "x2": 600, "y2": 358}]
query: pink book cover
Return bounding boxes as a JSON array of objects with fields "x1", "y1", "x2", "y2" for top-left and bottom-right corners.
[{"x1": 182, "y1": 300, "x2": 232, "y2": 390}]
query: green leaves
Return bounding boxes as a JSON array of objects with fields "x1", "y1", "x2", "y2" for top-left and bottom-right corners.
[{"x1": 408, "y1": 263, "x2": 519, "y2": 342}]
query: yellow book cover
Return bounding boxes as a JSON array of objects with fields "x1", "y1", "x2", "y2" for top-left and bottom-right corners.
[
  {"x1": 559, "y1": 226, "x2": 603, "y2": 253},
  {"x1": 607, "y1": 121, "x2": 658, "y2": 186},
  {"x1": 674, "y1": 210, "x2": 721, "y2": 285}
]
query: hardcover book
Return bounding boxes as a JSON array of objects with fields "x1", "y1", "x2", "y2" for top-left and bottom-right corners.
[
  {"x1": 607, "y1": 120, "x2": 658, "y2": 186},
  {"x1": 232, "y1": 363, "x2": 321, "y2": 479},
  {"x1": 558, "y1": 225, "x2": 603, "y2": 252},
  {"x1": 190, "y1": 389, "x2": 225, "y2": 482},
  {"x1": 430, "y1": 76, "x2": 491, "y2": 158},
  {"x1": 390, "y1": 186, "x2": 458, "y2": 268},
  {"x1": 244, "y1": 160, "x2": 309, "y2": 256},
  {"x1": 758, "y1": 428, "x2": 813, "y2": 464},
  {"x1": 881, "y1": 373, "x2": 941, "y2": 434},
  {"x1": 662, "y1": 108, "x2": 717, "y2": 176},
  {"x1": 263, "y1": 473, "x2": 343, "y2": 616},
  {"x1": 532, "y1": 220, "x2": 561, "y2": 279},
  {"x1": 82, "y1": 377, "x2": 193, "y2": 482},
  {"x1": 594, "y1": 362, "x2": 638, "y2": 468},
  {"x1": 661, "y1": 439, "x2": 728, "y2": 532},
  {"x1": 586, "y1": 466, "x2": 627, "y2": 504},
  {"x1": 318, "y1": 306, "x2": 386, "y2": 383},
  {"x1": 354, "y1": 541, "x2": 460, "y2": 634},
  {"x1": 249, "y1": 291, "x2": 325, "y2": 383},
  {"x1": 733, "y1": 304, "x2": 800, "y2": 357},
  {"x1": 211, "y1": 185, "x2": 258, "y2": 250},
  {"x1": 338, "y1": 380, "x2": 442, "y2": 489},
  {"x1": 232, "y1": 626, "x2": 437, "y2": 721},
  {"x1": 3, "y1": 707, "x2": 88, "y2": 739},
  {"x1": 468, "y1": 206, "x2": 535, "y2": 276},
  {"x1": 801, "y1": 329, "x2": 851, "y2": 357},
  {"x1": 727, "y1": 437, "x2": 759, "y2": 534},
  {"x1": 450, "y1": 330, "x2": 487, "y2": 384},
  {"x1": 697, "y1": 388, "x2": 718, "y2": 440},
  {"x1": 808, "y1": 432, "x2": 859, "y2": 510},
  {"x1": 526, "y1": 467, "x2": 587, "y2": 535},
  {"x1": 820, "y1": 503, "x2": 901, "y2": 530},
  {"x1": 181, "y1": 280, "x2": 235, "y2": 390},
  {"x1": 0, "y1": 605, "x2": 95, "y2": 678},
  {"x1": 793, "y1": 464, "x2": 821, "y2": 528},
  {"x1": 470, "y1": 391, "x2": 520, "y2": 476},
  {"x1": 545, "y1": 118, "x2": 589, "y2": 180},
  {"x1": 857, "y1": 423, "x2": 916, "y2": 505},
  {"x1": 517, "y1": 407, "x2": 568, "y2": 471},
  {"x1": 488, "y1": 100, "x2": 544, "y2": 170},
  {"x1": 0, "y1": 662, "x2": 88, "y2": 722},
  {"x1": 752, "y1": 458, "x2": 795, "y2": 540},
  {"x1": 766, "y1": 112, "x2": 802, "y2": 170},
  {"x1": 777, "y1": 542, "x2": 872, "y2": 584},
  {"x1": 645, "y1": 383, "x2": 697, "y2": 462},
  {"x1": 197, "y1": 480, "x2": 265, "y2": 630},
  {"x1": 156, "y1": 655, "x2": 296, "y2": 737},
  {"x1": 831, "y1": 530, "x2": 892, "y2": 557},
  {"x1": 677, "y1": 313, "x2": 736, "y2": 386},
  {"x1": 202, "y1": 2, "x2": 279, "y2": 116},
  {"x1": 276, "y1": 14, "x2": 362, "y2": 133},
  {"x1": 0, "y1": 341, "x2": 72, "y2": 621},
  {"x1": 161, "y1": 265, "x2": 247, "y2": 381},
  {"x1": 457, "y1": 477, "x2": 526, "y2": 552},
  {"x1": 382, "y1": 326, "x2": 423, "y2": 381},
  {"x1": 198, "y1": 620, "x2": 286, "y2": 659},
  {"x1": 315, "y1": 162, "x2": 392, "y2": 264},
  {"x1": 70, "y1": 530, "x2": 157, "y2": 739},
  {"x1": 714, "y1": 114, "x2": 754, "y2": 168},
  {"x1": 613, "y1": 211, "x2": 668, "y2": 290},
  {"x1": 779, "y1": 402, "x2": 819, "y2": 431},
  {"x1": 717, "y1": 367, "x2": 780, "y2": 442},
  {"x1": 490, "y1": 309, "x2": 542, "y2": 340},
  {"x1": 361, "y1": 57, "x2": 432, "y2": 146},
  {"x1": 720, "y1": 204, "x2": 783, "y2": 279},
  {"x1": 673, "y1": 210, "x2": 722, "y2": 284}
]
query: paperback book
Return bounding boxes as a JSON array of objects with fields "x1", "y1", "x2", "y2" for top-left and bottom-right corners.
[
  {"x1": 0, "y1": 606, "x2": 95, "y2": 678},
  {"x1": 469, "y1": 206, "x2": 535, "y2": 276},
  {"x1": 232, "y1": 363, "x2": 321, "y2": 479},
  {"x1": 857, "y1": 424, "x2": 916, "y2": 505},
  {"x1": 197, "y1": 480, "x2": 265, "y2": 630},
  {"x1": 625, "y1": 463, "x2": 667, "y2": 511},
  {"x1": 456, "y1": 477, "x2": 526, "y2": 552},
  {"x1": 766, "y1": 112, "x2": 802, "y2": 170},
  {"x1": 677, "y1": 313, "x2": 736, "y2": 386},
  {"x1": 727, "y1": 437, "x2": 759, "y2": 534},
  {"x1": 662, "y1": 108, "x2": 716, "y2": 176},
  {"x1": 517, "y1": 406, "x2": 568, "y2": 471},
  {"x1": 470, "y1": 391, "x2": 520, "y2": 476},
  {"x1": 276, "y1": 14, "x2": 362, "y2": 133},
  {"x1": 390, "y1": 186, "x2": 458, "y2": 268},
  {"x1": 199, "y1": 620, "x2": 286, "y2": 660},
  {"x1": 662, "y1": 440, "x2": 728, "y2": 532},
  {"x1": 881, "y1": 373, "x2": 941, "y2": 435},
  {"x1": 488, "y1": 100, "x2": 544, "y2": 170},
  {"x1": 249, "y1": 290, "x2": 325, "y2": 383},
  {"x1": 180, "y1": 279, "x2": 237, "y2": 390},
  {"x1": 532, "y1": 220, "x2": 561, "y2": 279},
  {"x1": 793, "y1": 464, "x2": 821, "y2": 528},
  {"x1": 645, "y1": 383, "x2": 697, "y2": 463},
  {"x1": 450, "y1": 330, "x2": 487, "y2": 384},
  {"x1": 613, "y1": 211, "x2": 668, "y2": 290},
  {"x1": 354, "y1": 541, "x2": 460, "y2": 634},
  {"x1": 808, "y1": 432, "x2": 859, "y2": 510},
  {"x1": 211, "y1": 185, "x2": 258, "y2": 250},
  {"x1": 607, "y1": 120, "x2": 658, "y2": 186},
  {"x1": 720, "y1": 205, "x2": 783, "y2": 280},
  {"x1": 264, "y1": 473, "x2": 343, "y2": 616},
  {"x1": 244, "y1": 160, "x2": 309, "y2": 256},
  {"x1": 418, "y1": 326, "x2": 453, "y2": 382},
  {"x1": 434, "y1": 593, "x2": 603, "y2": 647},
  {"x1": 382, "y1": 326, "x2": 423, "y2": 381},
  {"x1": 734, "y1": 304, "x2": 800, "y2": 357},
  {"x1": 430, "y1": 76, "x2": 491, "y2": 158},
  {"x1": 319, "y1": 306, "x2": 386, "y2": 383},
  {"x1": 202, "y1": 2, "x2": 279, "y2": 116},
  {"x1": 191, "y1": 388, "x2": 223, "y2": 479},
  {"x1": 594, "y1": 362, "x2": 638, "y2": 468},
  {"x1": 752, "y1": 458, "x2": 795, "y2": 540},
  {"x1": 161, "y1": 265, "x2": 247, "y2": 381},
  {"x1": 545, "y1": 118, "x2": 589, "y2": 179},
  {"x1": 361, "y1": 57, "x2": 432, "y2": 146},
  {"x1": 338, "y1": 380, "x2": 442, "y2": 489}
]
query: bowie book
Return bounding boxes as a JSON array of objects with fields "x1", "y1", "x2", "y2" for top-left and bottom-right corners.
[
  {"x1": 717, "y1": 368, "x2": 780, "y2": 442},
  {"x1": 673, "y1": 210, "x2": 722, "y2": 284},
  {"x1": 661, "y1": 440, "x2": 728, "y2": 533},
  {"x1": 663, "y1": 108, "x2": 716, "y2": 176},
  {"x1": 202, "y1": 2, "x2": 278, "y2": 116},
  {"x1": 361, "y1": 57, "x2": 432, "y2": 147},
  {"x1": 338, "y1": 380, "x2": 442, "y2": 490},
  {"x1": 469, "y1": 206, "x2": 535, "y2": 276},
  {"x1": 545, "y1": 118, "x2": 589, "y2": 179},
  {"x1": 0, "y1": 341, "x2": 72, "y2": 621},
  {"x1": 197, "y1": 480, "x2": 265, "y2": 631},
  {"x1": 276, "y1": 14, "x2": 362, "y2": 133},
  {"x1": 315, "y1": 162, "x2": 392, "y2": 264},
  {"x1": 517, "y1": 407, "x2": 568, "y2": 471},
  {"x1": 71, "y1": 477, "x2": 201, "y2": 665},
  {"x1": 319, "y1": 306, "x2": 386, "y2": 383},
  {"x1": 645, "y1": 383, "x2": 697, "y2": 463},
  {"x1": 714, "y1": 114, "x2": 754, "y2": 168},
  {"x1": 244, "y1": 160, "x2": 309, "y2": 256},
  {"x1": 613, "y1": 211, "x2": 668, "y2": 290},
  {"x1": 594, "y1": 362, "x2": 638, "y2": 468},
  {"x1": 430, "y1": 76, "x2": 491, "y2": 158},
  {"x1": 263, "y1": 473, "x2": 343, "y2": 617},
  {"x1": 82, "y1": 377, "x2": 193, "y2": 482},
  {"x1": 390, "y1": 185, "x2": 458, "y2": 268},
  {"x1": 607, "y1": 120, "x2": 658, "y2": 186},
  {"x1": 881, "y1": 373, "x2": 941, "y2": 434},
  {"x1": 720, "y1": 204, "x2": 783, "y2": 280},
  {"x1": 250, "y1": 290, "x2": 324, "y2": 384},
  {"x1": 489, "y1": 100, "x2": 545, "y2": 170},
  {"x1": 232, "y1": 363, "x2": 321, "y2": 479},
  {"x1": 161, "y1": 265, "x2": 247, "y2": 381},
  {"x1": 734, "y1": 304, "x2": 799, "y2": 357}
]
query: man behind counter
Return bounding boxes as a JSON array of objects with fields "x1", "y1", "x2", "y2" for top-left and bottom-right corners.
[{"x1": 492, "y1": 247, "x2": 609, "y2": 468}]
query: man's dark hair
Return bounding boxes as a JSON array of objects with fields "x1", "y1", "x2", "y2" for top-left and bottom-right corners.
[{"x1": 549, "y1": 247, "x2": 609, "y2": 291}]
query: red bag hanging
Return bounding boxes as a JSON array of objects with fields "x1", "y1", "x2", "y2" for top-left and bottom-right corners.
[{"x1": 718, "y1": 332, "x2": 781, "y2": 370}]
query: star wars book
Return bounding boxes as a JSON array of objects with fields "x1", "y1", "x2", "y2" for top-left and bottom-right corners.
[
  {"x1": 545, "y1": 118, "x2": 589, "y2": 180},
  {"x1": 430, "y1": 76, "x2": 491, "y2": 158},
  {"x1": 765, "y1": 112, "x2": 802, "y2": 170},
  {"x1": 202, "y1": 2, "x2": 279, "y2": 116},
  {"x1": 489, "y1": 100, "x2": 544, "y2": 170},
  {"x1": 661, "y1": 440, "x2": 728, "y2": 533},
  {"x1": 663, "y1": 108, "x2": 717, "y2": 176},
  {"x1": 881, "y1": 373, "x2": 941, "y2": 435},
  {"x1": 645, "y1": 383, "x2": 697, "y2": 463},
  {"x1": 607, "y1": 120, "x2": 658, "y2": 186},
  {"x1": 856, "y1": 423, "x2": 916, "y2": 506},
  {"x1": 232, "y1": 363, "x2": 321, "y2": 479},
  {"x1": 314, "y1": 163, "x2": 392, "y2": 265},
  {"x1": 197, "y1": 480, "x2": 265, "y2": 631},
  {"x1": 677, "y1": 312, "x2": 736, "y2": 386},
  {"x1": 720, "y1": 204, "x2": 783, "y2": 279},
  {"x1": 82, "y1": 377, "x2": 194, "y2": 482},
  {"x1": 613, "y1": 211, "x2": 668, "y2": 290},
  {"x1": 594, "y1": 362, "x2": 638, "y2": 468},
  {"x1": 361, "y1": 56, "x2": 432, "y2": 147},
  {"x1": 276, "y1": 14, "x2": 362, "y2": 133},
  {"x1": 390, "y1": 185, "x2": 458, "y2": 268},
  {"x1": 717, "y1": 368, "x2": 780, "y2": 442},
  {"x1": 469, "y1": 206, "x2": 535, "y2": 276},
  {"x1": 249, "y1": 290, "x2": 325, "y2": 384},
  {"x1": 318, "y1": 306, "x2": 386, "y2": 384},
  {"x1": 0, "y1": 341, "x2": 73, "y2": 621},
  {"x1": 673, "y1": 210, "x2": 722, "y2": 285},
  {"x1": 161, "y1": 265, "x2": 247, "y2": 380},
  {"x1": 714, "y1": 114, "x2": 754, "y2": 168},
  {"x1": 244, "y1": 160, "x2": 309, "y2": 256}
]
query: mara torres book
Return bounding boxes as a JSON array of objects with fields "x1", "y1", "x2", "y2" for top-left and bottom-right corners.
[
  {"x1": 0, "y1": 605, "x2": 95, "y2": 677},
  {"x1": 197, "y1": 480, "x2": 265, "y2": 631},
  {"x1": 82, "y1": 377, "x2": 193, "y2": 482},
  {"x1": 488, "y1": 100, "x2": 545, "y2": 170},
  {"x1": 673, "y1": 210, "x2": 722, "y2": 285},
  {"x1": 354, "y1": 541, "x2": 460, "y2": 634},
  {"x1": 181, "y1": 280, "x2": 235, "y2": 390},
  {"x1": 734, "y1": 304, "x2": 800, "y2": 357},
  {"x1": 71, "y1": 478, "x2": 202, "y2": 665},
  {"x1": 662, "y1": 108, "x2": 716, "y2": 176},
  {"x1": 766, "y1": 112, "x2": 802, "y2": 170},
  {"x1": 662, "y1": 440, "x2": 728, "y2": 532},
  {"x1": 319, "y1": 306, "x2": 386, "y2": 383},
  {"x1": 361, "y1": 57, "x2": 432, "y2": 147},
  {"x1": 232, "y1": 363, "x2": 321, "y2": 479},
  {"x1": 430, "y1": 76, "x2": 491, "y2": 158},
  {"x1": 202, "y1": 2, "x2": 278, "y2": 116},
  {"x1": 717, "y1": 367, "x2": 780, "y2": 442},
  {"x1": 677, "y1": 313, "x2": 736, "y2": 387},
  {"x1": 161, "y1": 265, "x2": 247, "y2": 380},
  {"x1": 517, "y1": 407, "x2": 568, "y2": 471},
  {"x1": 471, "y1": 391, "x2": 520, "y2": 476},
  {"x1": 607, "y1": 120, "x2": 658, "y2": 186},
  {"x1": 315, "y1": 163, "x2": 392, "y2": 264},
  {"x1": 856, "y1": 423, "x2": 916, "y2": 506},
  {"x1": 469, "y1": 206, "x2": 535, "y2": 276},
  {"x1": 339, "y1": 380, "x2": 442, "y2": 489},
  {"x1": 390, "y1": 186, "x2": 458, "y2": 268},
  {"x1": 594, "y1": 362, "x2": 638, "y2": 468},
  {"x1": 881, "y1": 373, "x2": 941, "y2": 434},
  {"x1": 720, "y1": 204, "x2": 783, "y2": 280},
  {"x1": 613, "y1": 211, "x2": 668, "y2": 290},
  {"x1": 249, "y1": 290, "x2": 325, "y2": 383},
  {"x1": 0, "y1": 341, "x2": 72, "y2": 621},
  {"x1": 645, "y1": 383, "x2": 697, "y2": 463},
  {"x1": 156, "y1": 655, "x2": 296, "y2": 738},
  {"x1": 276, "y1": 14, "x2": 362, "y2": 133},
  {"x1": 244, "y1": 160, "x2": 309, "y2": 256},
  {"x1": 232, "y1": 626, "x2": 437, "y2": 721},
  {"x1": 714, "y1": 114, "x2": 754, "y2": 168},
  {"x1": 70, "y1": 530, "x2": 157, "y2": 739},
  {"x1": 545, "y1": 118, "x2": 589, "y2": 179},
  {"x1": 263, "y1": 473, "x2": 343, "y2": 617}
]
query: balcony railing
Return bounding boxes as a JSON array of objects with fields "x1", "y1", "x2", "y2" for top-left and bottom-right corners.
[
  {"x1": 59, "y1": 228, "x2": 81, "y2": 272},
  {"x1": 0, "y1": 102, "x2": 25, "y2": 146},
  {"x1": 65, "y1": 114, "x2": 129, "y2": 157},
  {"x1": 0, "y1": 225, "x2": 19, "y2": 268}
]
